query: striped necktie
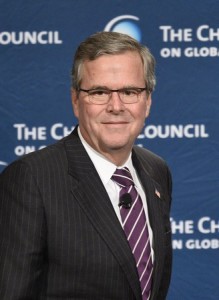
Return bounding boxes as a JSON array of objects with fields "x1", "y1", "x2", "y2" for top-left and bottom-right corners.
[{"x1": 112, "y1": 167, "x2": 153, "y2": 300}]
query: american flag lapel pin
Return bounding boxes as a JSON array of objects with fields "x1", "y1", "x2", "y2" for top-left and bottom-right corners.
[{"x1": 155, "y1": 189, "x2": 161, "y2": 199}]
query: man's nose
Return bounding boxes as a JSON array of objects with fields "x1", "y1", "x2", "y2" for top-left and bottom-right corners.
[{"x1": 107, "y1": 91, "x2": 125, "y2": 111}]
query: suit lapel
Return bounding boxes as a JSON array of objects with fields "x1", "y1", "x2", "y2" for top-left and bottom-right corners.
[
  {"x1": 64, "y1": 129, "x2": 142, "y2": 300},
  {"x1": 132, "y1": 149, "x2": 165, "y2": 299}
]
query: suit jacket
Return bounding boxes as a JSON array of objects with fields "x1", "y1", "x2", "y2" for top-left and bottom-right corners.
[{"x1": 0, "y1": 127, "x2": 172, "y2": 300}]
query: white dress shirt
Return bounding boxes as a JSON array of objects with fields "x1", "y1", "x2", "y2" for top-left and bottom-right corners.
[{"x1": 78, "y1": 127, "x2": 154, "y2": 261}]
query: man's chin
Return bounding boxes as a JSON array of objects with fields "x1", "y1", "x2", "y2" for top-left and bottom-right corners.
[{"x1": 102, "y1": 140, "x2": 131, "y2": 152}]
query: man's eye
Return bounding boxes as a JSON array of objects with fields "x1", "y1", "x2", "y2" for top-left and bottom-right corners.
[
  {"x1": 122, "y1": 89, "x2": 138, "y2": 96},
  {"x1": 89, "y1": 90, "x2": 109, "y2": 96}
]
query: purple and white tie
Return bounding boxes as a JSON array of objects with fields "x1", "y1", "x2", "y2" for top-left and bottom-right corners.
[{"x1": 112, "y1": 167, "x2": 153, "y2": 300}]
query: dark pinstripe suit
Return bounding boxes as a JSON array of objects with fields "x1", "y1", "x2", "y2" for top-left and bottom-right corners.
[{"x1": 0, "y1": 128, "x2": 172, "y2": 300}]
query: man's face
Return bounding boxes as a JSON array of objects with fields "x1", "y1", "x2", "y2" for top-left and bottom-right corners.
[{"x1": 72, "y1": 51, "x2": 151, "y2": 162}]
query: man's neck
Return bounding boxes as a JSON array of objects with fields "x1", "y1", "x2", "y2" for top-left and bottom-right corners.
[
  {"x1": 77, "y1": 126, "x2": 132, "y2": 167},
  {"x1": 99, "y1": 149, "x2": 132, "y2": 167}
]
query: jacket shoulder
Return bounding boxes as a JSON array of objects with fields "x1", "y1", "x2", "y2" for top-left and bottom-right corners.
[
  {"x1": 133, "y1": 145, "x2": 168, "y2": 170},
  {"x1": 1, "y1": 135, "x2": 71, "y2": 178},
  {"x1": 133, "y1": 146, "x2": 172, "y2": 195}
]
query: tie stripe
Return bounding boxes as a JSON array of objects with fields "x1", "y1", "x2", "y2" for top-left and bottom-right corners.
[
  {"x1": 132, "y1": 223, "x2": 147, "y2": 253},
  {"x1": 127, "y1": 206, "x2": 144, "y2": 240},
  {"x1": 140, "y1": 252, "x2": 152, "y2": 280},
  {"x1": 112, "y1": 167, "x2": 153, "y2": 300}
]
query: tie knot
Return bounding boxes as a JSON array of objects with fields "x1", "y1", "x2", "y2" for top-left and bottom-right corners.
[{"x1": 112, "y1": 167, "x2": 134, "y2": 188}]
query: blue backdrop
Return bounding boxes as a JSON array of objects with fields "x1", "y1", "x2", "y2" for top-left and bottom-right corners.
[{"x1": 1, "y1": 1, "x2": 219, "y2": 299}]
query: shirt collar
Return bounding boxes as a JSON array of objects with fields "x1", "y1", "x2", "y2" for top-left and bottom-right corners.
[{"x1": 77, "y1": 127, "x2": 134, "y2": 185}]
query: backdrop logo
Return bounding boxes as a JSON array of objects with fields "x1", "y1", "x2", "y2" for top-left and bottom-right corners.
[
  {"x1": 104, "y1": 15, "x2": 142, "y2": 42},
  {"x1": 0, "y1": 160, "x2": 8, "y2": 172},
  {"x1": 0, "y1": 31, "x2": 63, "y2": 45},
  {"x1": 159, "y1": 25, "x2": 219, "y2": 58}
]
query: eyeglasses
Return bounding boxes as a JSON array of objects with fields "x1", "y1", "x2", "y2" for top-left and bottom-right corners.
[{"x1": 78, "y1": 87, "x2": 148, "y2": 104}]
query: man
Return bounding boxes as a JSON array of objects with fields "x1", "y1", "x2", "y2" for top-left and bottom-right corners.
[{"x1": 0, "y1": 32, "x2": 172, "y2": 299}]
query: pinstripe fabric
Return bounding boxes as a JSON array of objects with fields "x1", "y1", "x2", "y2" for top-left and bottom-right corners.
[{"x1": 0, "y1": 127, "x2": 172, "y2": 300}]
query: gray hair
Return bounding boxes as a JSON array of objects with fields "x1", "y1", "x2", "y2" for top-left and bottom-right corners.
[{"x1": 71, "y1": 31, "x2": 156, "y2": 93}]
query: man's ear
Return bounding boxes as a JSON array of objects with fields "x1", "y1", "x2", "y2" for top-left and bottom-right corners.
[
  {"x1": 145, "y1": 94, "x2": 152, "y2": 118},
  {"x1": 71, "y1": 89, "x2": 79, "y2": 118}
]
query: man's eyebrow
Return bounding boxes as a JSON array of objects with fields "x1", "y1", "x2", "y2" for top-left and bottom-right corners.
[{"x1": 87, "y1": 85, "x2": 109, "y2": 90}]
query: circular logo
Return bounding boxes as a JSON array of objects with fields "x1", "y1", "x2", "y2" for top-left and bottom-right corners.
[
  {"x1": 104, "y1": 15, "x2": 142, "y2": 42},
  {"x1": 0, "y1": 160, "x2": 8, "y2": 172}
]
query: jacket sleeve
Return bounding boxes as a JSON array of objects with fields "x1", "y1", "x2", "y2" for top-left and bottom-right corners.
[{"x1": 0, "y1": 160, "x2": 47, "y2": 299}]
